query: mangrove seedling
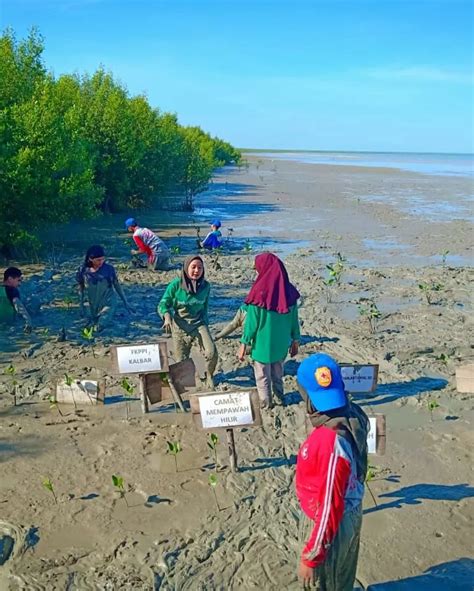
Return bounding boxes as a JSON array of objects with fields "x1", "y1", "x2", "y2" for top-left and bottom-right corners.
[
  {"x1": 435, "y1": 353, "x2": 450, "y2": 365},
  {"x1": 64, "y1": 373, "x2": 77, "y2": 410},
  {"x1": 112, "y1": 474, "x2": 129, "y2": 507},
  {"x1": 207, "y1": 433, "x2": 219, "y2": 472},
  {"x1": 428, "y1": 399, "x2": 440, "y2": 421},
  {"x1": 323, "y1": 253, "x2": 346, "y2": 302},
  {"x1": 167, "y1": 441, "x2": 182, "y2": 472},
  {"x1": 49, "y1": 396, "x2": 67, "y2": 421},
  {"x1": 4, "y1": 364, "x2": 18, "y2": 406},
  {"x1": 358, "y1": 300, "x2": 382, "y2": 333},
  {"x1": 42, "y1": 477, "x2": 58, "y2": 504},
  {"x1": 81, "y1": 326, "x2": 96, "y2": 357},
  {"x1": 365, "y1": 466, "x2": 378, "y2": 507},
  {"x1": 418, "y1": 282, "x2": 443, "y2": 305},
  {"x1": 120, "y1": 377, "x2": 135, "y2": 420},
  {"x1": 63, "y1": 296, "x2": 74, "y2": 311},
  {"x1": 210, "y1": 248, "x2": 223, "y2": 271},
  {"x1": 208, "y1": 473, "x2": 222, "y2": 511}
]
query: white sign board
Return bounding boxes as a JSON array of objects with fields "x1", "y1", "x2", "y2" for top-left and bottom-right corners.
[
  {"x1": 56, "y1": 380, "x2": 104, "y2": 405},
  {"x1": 198, "y1": 391, "x2": 253, "y2": 429},
  {"x1": 116, "y1": 344, "x2": 162, "y2": 374},
  {"x1": 367, "y1": 417, "x2": 377, "y2": 454},
  {"x1": 341, "y1": 365, "x2": 378, "y2": 393}
]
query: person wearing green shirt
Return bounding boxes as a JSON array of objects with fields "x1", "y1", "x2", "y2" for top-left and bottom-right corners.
[
  {"x1": 158, "y1": 255, "x2": 218, "y2": 388},
  {"x1": 238, "y1": 252, "x2": 300, "y2": 409}
]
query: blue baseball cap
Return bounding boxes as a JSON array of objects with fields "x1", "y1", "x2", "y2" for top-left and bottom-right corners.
[
  {"x1": 210, "y1": 219, "x2": 221, "y2": 228},
  {"x1": 125, "y1": 217, "x2": 137, "y2": 228},
  {"x1": 297, "y1": 353, "x2": 347, "y2": 412}
]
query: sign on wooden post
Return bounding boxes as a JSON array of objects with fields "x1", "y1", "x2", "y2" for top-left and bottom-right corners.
[
  {"x1": 190, "y1": 389, "x2": 262, "y2": 472},
  {"x1": 111, "y1": 342, "x2": 169, "y2": 374},
  {"x1": 340, "y1": 364, "x2": 379, "y2": 393},
  {"x1": 112, "y1": 341, "x2": 170, "y2": 414},
  {"x1": 367, "y1": 414, "x2": 386, "y2": 455},
  {"x1": 340, "y1": 363, "x2": 385, "y2": 455}
]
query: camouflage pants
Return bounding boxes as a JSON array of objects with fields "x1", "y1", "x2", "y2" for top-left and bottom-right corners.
[
  {"x1": 171, "y1": 323, "x2": 218, "y2": 377},
  {"x1": 298, "y1": 506, "x2": 362, "y2": 590}
]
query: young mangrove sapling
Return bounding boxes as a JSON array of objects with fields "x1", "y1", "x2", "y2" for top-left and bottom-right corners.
[{"x1": 167, "y1": 441, "x2": 182, "y2": 472}]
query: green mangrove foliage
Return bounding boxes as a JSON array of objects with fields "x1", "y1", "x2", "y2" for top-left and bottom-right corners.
[{"x1": 0, "y1": 28, "x2": 240, "y2": 255}]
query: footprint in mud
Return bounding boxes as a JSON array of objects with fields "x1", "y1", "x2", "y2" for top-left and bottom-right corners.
[{"x1": 0, "y1": 520, "x2": 36, "y2": 566}]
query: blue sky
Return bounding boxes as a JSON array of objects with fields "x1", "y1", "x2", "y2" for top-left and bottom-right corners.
[{"x1": 1, "y1": 0, "x2": 473, "y2": 152}]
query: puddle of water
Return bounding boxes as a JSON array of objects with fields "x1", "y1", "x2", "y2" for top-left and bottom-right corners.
[
  {"x1": 328, "y1": 293, "x2": 420, "y2": 322},
  {"x1": 363, "y1": 238, "x2": 411, "y2": 251}
]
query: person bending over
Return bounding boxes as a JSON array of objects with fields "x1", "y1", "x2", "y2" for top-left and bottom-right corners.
[{"x1": 125, "y1": 218, "x2": 172, "y2": 271}]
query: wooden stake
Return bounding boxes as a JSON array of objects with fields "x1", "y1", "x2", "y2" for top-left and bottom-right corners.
[
  {"x1": 226, "y1": 428, "x2": 238, "y2": 472},
  {"x1": 139, "y1": 374, "x2": 149, "y2": 414},
  {"x1": 168, "y1": 377, "x2": 186, "y2": 413}
]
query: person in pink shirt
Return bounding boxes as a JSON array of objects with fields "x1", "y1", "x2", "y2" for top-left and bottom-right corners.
[{"x1": 295, "y1": 353, "x2": 369, "y2": 590}]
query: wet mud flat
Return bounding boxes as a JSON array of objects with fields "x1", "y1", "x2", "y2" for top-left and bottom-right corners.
[{"x1": 1, "y1": 157, "x2": 473, "y2": 589}]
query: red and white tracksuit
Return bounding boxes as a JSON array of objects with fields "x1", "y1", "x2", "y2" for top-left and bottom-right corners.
[
  {"x1": 295, "y1": 425, "x2": 364, "y2": 568},
  {"x1": 132, "y1": 227, "x2": 169, "y2": 265}
]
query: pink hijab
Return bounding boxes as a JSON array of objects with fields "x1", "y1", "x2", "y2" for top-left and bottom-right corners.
[{"x1": 245, "y1": 252, "x2": 300, "y2": 314}]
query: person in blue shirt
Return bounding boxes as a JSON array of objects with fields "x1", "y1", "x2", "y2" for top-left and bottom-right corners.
[
  {"x1": 200, "y1": 220, "x2": 223, "y2": 250},
  {"x1": 76, "y1": 245, "x2": 133, "y2": 331}
]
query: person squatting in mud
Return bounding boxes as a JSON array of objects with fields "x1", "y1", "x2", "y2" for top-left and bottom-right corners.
[{"x1": 158, "y1": 255, "x2": 218, "y2": 389}]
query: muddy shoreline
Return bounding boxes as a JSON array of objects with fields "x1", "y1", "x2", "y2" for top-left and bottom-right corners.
[{"x1": 1, "y1": 157, "x2": 473, "y2": 590}]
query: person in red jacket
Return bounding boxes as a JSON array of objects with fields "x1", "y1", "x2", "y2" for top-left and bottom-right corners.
[{"x1": 295, "y1": 353, "x2": 369, "y2": 590}]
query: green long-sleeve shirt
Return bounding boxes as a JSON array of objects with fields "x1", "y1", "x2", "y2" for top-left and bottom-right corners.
[
  {"x1": 241, "y1": 303, "x2": 300, "y2": 364},
  {"x1": 158, "y1": 277, "x2": 210, "y2": 333}
]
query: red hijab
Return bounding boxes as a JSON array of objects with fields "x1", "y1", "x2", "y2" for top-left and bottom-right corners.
[{"x1": 245, "y1": 252, "x2": 300, "y2": 314}]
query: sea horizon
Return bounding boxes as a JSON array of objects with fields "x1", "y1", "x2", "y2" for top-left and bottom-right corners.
[
  {"x1": 243, "y1": 149, "x2": 474, "y2": 178},
  {"x1": 242, "y1": 148, "x2": 474, "y2": 157}
]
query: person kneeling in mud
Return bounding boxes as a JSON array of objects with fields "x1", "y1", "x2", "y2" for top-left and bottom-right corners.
[
  {"x1": 295, "y1": 353, "x2": 369, "y2": 591},
  {"x1": 1, "y1": 267, "x2": 33, "y2": 333},
  {"x1": 76, "y1": 245, "x2": 133, "y2": 332},
  {"x1": 158, "y1": 255, "x2": 217, "y2": 389},
  {"x1": 125, "y1": 218, "x2": 172, "y2": 271}
]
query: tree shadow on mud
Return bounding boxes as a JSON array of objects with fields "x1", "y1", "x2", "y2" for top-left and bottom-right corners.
[
  {"x1": 364, "y1": 483, "x2": 474, "y2": 516},
  {"x1": 366, "y1": 557, "x2": 474, "y2": 591},
  {"x1": 356, "y1": 376, "x2": 448, "y2": 406},
  {"x1": 0, "y1": 435, "x2": 45, "y2": 462}
]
